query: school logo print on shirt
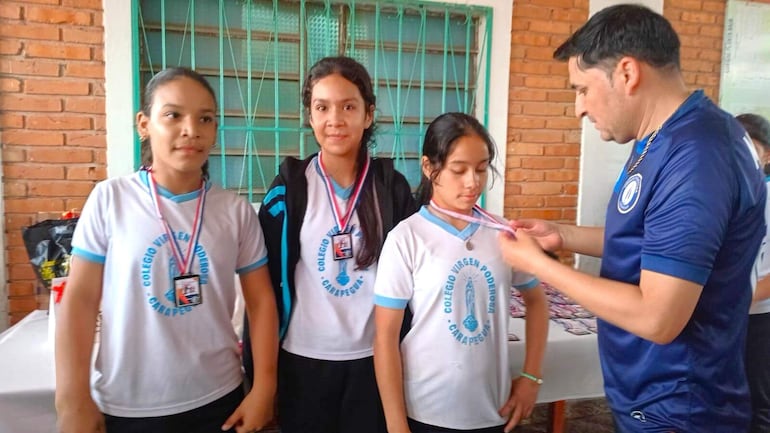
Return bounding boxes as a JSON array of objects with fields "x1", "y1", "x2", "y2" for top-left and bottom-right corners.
[
  {"x1": 141, "y1": 231, "x2": 210, "y2": 317},
  {"x1": 618, "y1": 173, "x2": 643, "y2": 214},
  {"x1": 442, "y1": 257, "x2": 497, "y2": 345},
  {"x1": 317, "y1": 224, "x2": 366, "y2": 297}
]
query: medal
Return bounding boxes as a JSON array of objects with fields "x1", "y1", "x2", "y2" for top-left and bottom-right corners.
[
  {"x1": 174, "y1": 274, "x2": 202, "y2": 307},
  {"x1": 318, "y1": 153, "x2": 371, "y2": 261}
]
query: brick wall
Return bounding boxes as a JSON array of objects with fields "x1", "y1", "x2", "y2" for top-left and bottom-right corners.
[
  {"x1": 505, "y1": 0, "x2": 732, "y2": 227},
  {"x1": 0, "y1": 0, "x2": 105, "y2": 325}
]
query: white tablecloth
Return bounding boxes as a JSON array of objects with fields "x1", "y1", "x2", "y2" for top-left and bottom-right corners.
[
  {"x1": 508, "y1": 318, "x2": 605, "y2": 403},
  {"x1": 0, "y1": 310, "x2": 57, "y2": 433},
  {"x1": 0, "y1": 310, "x2": 604, "y2": 432}
]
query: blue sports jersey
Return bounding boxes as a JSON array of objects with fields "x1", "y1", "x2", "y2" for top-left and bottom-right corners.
[{"x1": 600, "y1": 91, "x2": 765, "y2": 432}]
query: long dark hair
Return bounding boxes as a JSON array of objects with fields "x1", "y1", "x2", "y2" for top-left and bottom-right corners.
[
  {"x1": 139, "y1": 67, "x2": 216, "y2": 178},
  {"x1": 415, "y1": 112, "x2": 498, "y2": 205},
  {"x1": 302, "y1": 56, "x2": 381, "y2": 269}
]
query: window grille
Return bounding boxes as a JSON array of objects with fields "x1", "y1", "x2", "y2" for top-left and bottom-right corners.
[{"x1": 135, "y1": 0, "x2": 492, "y2": 203}]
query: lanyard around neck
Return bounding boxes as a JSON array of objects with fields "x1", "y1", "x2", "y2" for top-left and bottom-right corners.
[
  {"x1": 147, "y1": 171, "x2": 207, "y2": 275},
  {"x1": 429, "y1": 200, "x2": 516, "y2": 237},
  {"x1": 318, "y1": 152, "x2": 371, "y2": 233}
]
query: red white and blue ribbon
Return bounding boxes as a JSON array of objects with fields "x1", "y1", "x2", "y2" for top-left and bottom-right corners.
[
  {"x1": 318, "y1": 152, "x2": 371, "y2": 234},
  {"x1": 147, "y1": 170, "x2": 207, "y2": 275}
]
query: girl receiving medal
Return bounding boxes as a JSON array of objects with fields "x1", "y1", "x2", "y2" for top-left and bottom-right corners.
[{"x1": 373, "y1": 112, "x2": 549, "y2": 433}]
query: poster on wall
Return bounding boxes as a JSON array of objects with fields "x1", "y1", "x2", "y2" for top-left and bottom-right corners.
[{"x1": 720, "y1": 0, "x2": 770, "y2": 119}]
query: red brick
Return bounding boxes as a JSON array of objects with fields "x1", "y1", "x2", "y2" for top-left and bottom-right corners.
[
  {"x1": 27, "y1": 42, "x2": 91, "y2": 60},
  {"x1": 8, "y1": 297, "x2": 39, "y2": 313},
  {"x1": 0, "y1": 94, "x2": 62, "y2": 112},
  {"x1": 26, "y1": 114, "x2": 91, "y2": 130},
  {"x1": 545, "y1": 143, "x2": 580, "y2": 156},
  {"x1": 5, "y1": 215, "x2": 34, "y2": 231},
  {"x1": 62, "y1": 0, "x2": 102, "y2": 9},
  {"x1": 28, "y1": 147, "x2": 93, "y2": 163},
  {"x1": 506, "y1": 169, "x2": 545, "y2": 182},
  {"x1": 4, "y1": 181, "x2": 27, "y2": 197},
  {"x1": 66, "y1": 165, "x2": 106, "y2": 180},
  {"x1": 526, "y1": 19, "x2": 573, "y2": 35},
  {"x1": 508, "y1": 196, "x2": 545, "y2": 208},
  {"x1": 3, "y1": 164, "x2": 65, "y2": 180},
  {"x1": 0, "y1": 77, "x2": 22, "y2": 92},
  {"x1": 0, "y1": 40, "x2": 23, "y2": 55},
  {"x1": 8, "y1": 282, "x2": 35, "y2": 297},
  {"x1": 545, "y1": 170, "x2": 579, "y2": 182},
  {"x1": 66, "y1": 132, "x2": 105, "y2": 147},
  {"x1": 62, "y1": 27, "x2": 103, "y2": 44},
  {"x1": 518, "y1": 209, "x2": 563, "y2": 220},
  {"x1": 544, "y1": 195, "x2": 577, "y2": 207},
  {"x1": 27, "y1": 6, "x2": 92, "y2": 25},
  {"x1": 5, "y1": 198, "x2": 68, "y2": 214},
  {"x1": 0, "y1": 113, "x2": 24, "y2": 128},
  {"x1": 0, "y1": 22, "x2": 60, "y2": 41},
  {"x1": 93, "y1": 116, "x2": 106, "y2": 130},
  {"x1": 519, "y1": 182, "x2": 564, "y2": 196},
  {"x1": 28, "y1": 180, "x2": 96, "y2": 197},
  {"x1": 0, "y1": 3, "x2": 22, "y2": 19},
  {"x1": 65, "y1": 96, "x2": 104, "y2": 113},
  {"x1": 511, "y1": 142, "x2": 545, "y2": 155},
  {"x1": 511, "y1": 61, "x2": 552, "y2": 75},
  {"x1": 0, "y1": 59, "x2": 60, "y2": 76},
  {"x1": 509, "y1": 117, "x2": 547, "y2": 129},
  {"x1": 3, "y1": 130, "x2": 64, "y2": 146},
  {"x1": 2, "y1": 148, "x2": 26, "y2": 162},
  {"x1": 65, "y1": 198, "x2": 87, "y2": 210},
  {"x1": 520, "y1": 130, "x2": 563, "y2": 143},
  {"x1": 511, "y1": 88, "x2": 548, "y2": 102},
  {"x1": 512, "y1": 32, "x2": 551, "y2": 46},
  {"x1": 521, "y1": 102, "x2": 567, "y2": 116},
  {"x1": 524, "y1": 76, "x2": 567, "y2": 89},
  {"x1": 92, "y1": 46, "x2": 103, "y2": 61},
  {"x1": 545, "y1": 118, "x2": 580, "y2": 129},
  {"x1": 26, "y1": 78, "x2": 90, "y2": 95},
  {"x1": 521, "y1": 158, "x2": 564, "y2": 169},
  {"x1": 63, "y1": 62, "x2": 103, "y2": 78}
]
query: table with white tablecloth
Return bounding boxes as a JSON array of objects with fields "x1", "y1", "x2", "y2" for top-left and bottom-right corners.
[
  {"x1": 508, "y1": 318, "x2": 604, "y2": 404},
  {"x1": 0, "y1": 310, "x2": 56, "y2": 433},
  {"x1": 0, "y1": 310, "x2": 604, "y2": 433}
]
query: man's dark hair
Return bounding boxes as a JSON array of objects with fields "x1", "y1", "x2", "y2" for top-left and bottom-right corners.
[
  {"x1": 737, "y1": 113, "x2": 770, "y2": 150},
  {"x1": 553, "y1": 4, "x2": 680, "y2": 73}
]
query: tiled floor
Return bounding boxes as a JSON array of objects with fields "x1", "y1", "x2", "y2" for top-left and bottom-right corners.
[
  {"x1": 515, "y1": 398, "x2": 614, "y2": 433},
  {"x1": 259, "y1": 398, "x2": 614, "y2": 432}
]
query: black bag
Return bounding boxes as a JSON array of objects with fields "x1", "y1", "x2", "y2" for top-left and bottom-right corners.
[{"x1": 22, "y1": 218, "x2": 78, "y2": 291}]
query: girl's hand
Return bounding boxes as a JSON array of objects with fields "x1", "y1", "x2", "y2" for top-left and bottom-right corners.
[
  {"x1": 498, "y1": 376, "x2": 540, "y2": 432},
  {"x1": 56, "y1": 397, "x2": 106, "y2": 433},
  {"x1": 221, "y1": 387, "x2": 274, "y2": 432}
]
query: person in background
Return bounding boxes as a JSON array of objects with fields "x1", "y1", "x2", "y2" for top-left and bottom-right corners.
[
  {"x1": 55, "y1": 67, "x2": 278, "y2": 433},
  {"x1": 738, "y1": 112, "x2": 770, "y2": 433},
  {"x1": 373, "y1": 112, "x2": 548, "y2": 433},
  {"x1": 497, "y1": 5, "x2": 765, "y2": 432},
  {"x1": 241, "y1": 56, "x2": 417, "y2": 433}
]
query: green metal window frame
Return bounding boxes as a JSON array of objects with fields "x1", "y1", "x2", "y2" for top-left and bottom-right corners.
[{"x1": 133, "y1": 0, "x2": 492, "y2": 203}]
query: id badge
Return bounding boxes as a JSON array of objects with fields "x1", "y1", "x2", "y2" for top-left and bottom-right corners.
[
  {"x1": 174, "y1": 274, "x2": 202, "y2": 307},
  {"x1": 331, "y1": 232, "x2": 354, "y2": 261}
]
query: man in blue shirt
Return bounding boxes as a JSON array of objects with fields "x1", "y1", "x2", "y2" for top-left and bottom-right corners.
[{"x1": 498, "y1": 4, "x2": 765, "y2": 432}]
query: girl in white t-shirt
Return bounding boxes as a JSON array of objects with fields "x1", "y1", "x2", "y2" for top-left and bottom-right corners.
[
  {"x1": 54, "y1": 67, "x2": 278, "y2": 433},
  {"x1": 373, "y1": 112, "x2": 549, "y2": 433}
]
